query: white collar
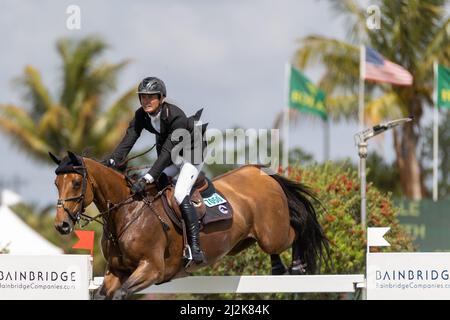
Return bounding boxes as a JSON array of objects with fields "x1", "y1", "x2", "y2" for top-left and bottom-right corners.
[{"x1": 147, "y1": 109, "x2": 161, "y2": 119}]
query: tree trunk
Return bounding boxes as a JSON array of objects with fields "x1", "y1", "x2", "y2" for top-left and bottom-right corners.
[{"x1": 393, "y1": 120, "x2": 423, "y2": 200}]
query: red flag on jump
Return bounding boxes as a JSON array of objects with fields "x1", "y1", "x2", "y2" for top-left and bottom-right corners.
[{"x1": 72, "y1": 230, "x2": 95, "y2": 256}]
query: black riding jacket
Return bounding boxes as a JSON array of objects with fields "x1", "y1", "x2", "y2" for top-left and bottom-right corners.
[{"x1": 110, "y1": 102, "x2": 207, "y2": 179}]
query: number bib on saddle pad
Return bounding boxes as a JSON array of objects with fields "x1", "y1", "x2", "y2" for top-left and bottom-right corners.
[
  {"x1": 203, "y1": 193, "x2": 227, "y2": 208},
  {"x1": 200, "y1": 191, "x2": 233, "y2": 225}
]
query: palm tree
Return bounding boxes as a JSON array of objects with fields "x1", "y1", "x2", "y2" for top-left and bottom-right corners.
[
  {"x1": 0, "y1": 36, "x2": 137, "y2": 163},
  {"x1": 295, "y1": 0, "x2": 450, "y2": 200}
]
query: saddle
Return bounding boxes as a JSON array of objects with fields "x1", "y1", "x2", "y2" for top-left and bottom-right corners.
[{"x1": 161, "y1": 172, "x2": 233, "y2": 231}]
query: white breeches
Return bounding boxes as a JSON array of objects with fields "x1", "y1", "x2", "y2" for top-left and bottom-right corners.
[{"x1": 163, "y1": 158, "x2": 203, "y2": 204}]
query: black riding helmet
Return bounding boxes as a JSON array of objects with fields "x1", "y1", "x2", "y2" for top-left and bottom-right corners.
[{"x1": 137, "y1": 77, "x2": 167, "y2": 103}]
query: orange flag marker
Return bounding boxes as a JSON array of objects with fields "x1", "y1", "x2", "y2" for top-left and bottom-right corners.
[{"x1": 72, "y1": 230, "x2": 95, "y2": 256}]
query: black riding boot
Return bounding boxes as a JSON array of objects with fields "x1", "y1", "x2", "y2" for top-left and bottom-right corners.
[{"x1": 180, "y1": 196, "x2": 206, "y2": 264}]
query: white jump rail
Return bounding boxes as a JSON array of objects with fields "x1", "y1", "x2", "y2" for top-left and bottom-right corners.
[{"x1": 92, "y1": 274, "x2": 365, "y2": 294}]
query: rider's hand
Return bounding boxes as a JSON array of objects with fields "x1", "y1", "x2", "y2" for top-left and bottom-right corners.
[
  {"x1": 131, "y1": 178, "x2": 147, "y2": 195},
  {"x1": 131, "y1": 174, "x2": 154, "y2": 194}
]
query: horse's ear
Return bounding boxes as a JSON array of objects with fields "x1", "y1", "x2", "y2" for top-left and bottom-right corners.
[
  {"x1": 67, "y1": 151, "x2": 80, "y2": 165},
  {"x1": 48, "y1": 152, "x2": 61, "y2": 165}
]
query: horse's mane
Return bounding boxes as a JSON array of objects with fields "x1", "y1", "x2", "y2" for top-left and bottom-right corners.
[{"x1": 82, "y1": 157, "x2": 131, "y2": 187}]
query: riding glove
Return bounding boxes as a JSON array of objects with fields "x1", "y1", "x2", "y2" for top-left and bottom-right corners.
[
  {"x1": 131, "y1": 178, "x2": 148, "y2": 194},
  {"x1": 131, "y1": 174, "x2": 154, "y2": 194}
]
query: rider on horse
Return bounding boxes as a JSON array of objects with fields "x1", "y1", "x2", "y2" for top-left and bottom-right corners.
[{"x1": 103, "y1": 76, "x2": 207, "y2": 264}]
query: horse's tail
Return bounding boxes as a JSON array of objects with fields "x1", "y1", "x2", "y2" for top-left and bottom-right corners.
[{"x1": 270, "y1": 173, "x2": 330, "y2": 274}]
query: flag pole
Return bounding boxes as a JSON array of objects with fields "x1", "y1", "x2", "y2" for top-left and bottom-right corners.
[
  {"x1": 433, "y1": 61, "x2": 439, "y2": 202},
  {"x1": 324, "y1": 117, "x2": 330, "y2": 161},
  {"x1": 282, "y1": 63, "x2": 291, "y2": 171},
  {"x1": 358, "y1": 45, "x2": 366, "y2": 179},
  {"x1": 359, "y1": 45, "x2": 366, "y2": 131}
]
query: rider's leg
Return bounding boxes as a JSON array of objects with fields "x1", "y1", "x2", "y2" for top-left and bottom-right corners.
[
  {"x1": 174, "y1": 161, "x2": 205, "y2": 264},
  {"x1": 157, "y1": 164, "x2": 180, "y2": 189},
  {"x1": 162, "y1": 163, "x2": 180, "y2": 180}
]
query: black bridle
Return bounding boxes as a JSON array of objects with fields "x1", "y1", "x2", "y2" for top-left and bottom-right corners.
[{"x1": 56, "y1": 160, "x2": 89, "y2": 224}]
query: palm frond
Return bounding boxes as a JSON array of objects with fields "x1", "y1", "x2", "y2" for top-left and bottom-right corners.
[
  {"x1": 37, "y1": 104, "x2": 70, "y2": 135},
  {"x1": 0, "y1": 105, "x2": 36, "y2": 131},
  {"x1": 329, "y1": 0, "x2": 367, "y2": 42},
  {"x1": 92, "y1": 121, "x2": 130, "y2": 156},
  {"x1": 59, "y1": 36, "x2": 109, "y2": 107},
  {"x1": 72, "y1": 96, "x2": 98, "y2": 151},
  {"x1": 325, "y1": 94, "x2": 358, "y2": 122},
  {"x1": 90, "y1": 86, "x2": 136, "y2": 141},
  {"x1": 417, "y1": 17, "x2": 450, "y2": 79},
  {"x1": 83, "y1": 60, "x2": 132, "y2": 98},
  {"x1": 14, "y1": 66, "x2": 53, "y2": 119},
  {"x1": 3, "y1": 35, "x2": 134, "y2": 162},
  {"x1": 0, "y1": 117, "x2": 54, "y2": 161},
  {"x1": 296, "y1": 36, "x2": 360, "y2": 93}
]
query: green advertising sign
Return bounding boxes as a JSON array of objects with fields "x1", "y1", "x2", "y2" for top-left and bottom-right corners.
[
  {"x1": 437, "y1": 64, "x2": 450, "y2": 109},
  {"x1": 288, "y1": 65, "x2": 328, "y2": 120},
  {"x1": 395, "y1": 199, "x2": 450, "y2": 251}
]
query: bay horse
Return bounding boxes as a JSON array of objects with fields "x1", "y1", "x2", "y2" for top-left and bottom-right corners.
[{"x1": 50, "y1": 151, "x2": 329, "y2": 300}]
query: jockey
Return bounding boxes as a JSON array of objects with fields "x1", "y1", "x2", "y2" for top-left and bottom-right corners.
[{"x1": 103, "y1": 76, "x2": 207, "y2": 264}]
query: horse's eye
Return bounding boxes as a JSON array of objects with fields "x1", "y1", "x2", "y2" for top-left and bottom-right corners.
[{"x1": 72, "y1": 181, "x2": 81, "y2": 189}]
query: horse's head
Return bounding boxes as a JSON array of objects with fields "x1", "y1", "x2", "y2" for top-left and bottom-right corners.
[{"x1": 50, "y1": 151, "x2": 94, "y2": 235}]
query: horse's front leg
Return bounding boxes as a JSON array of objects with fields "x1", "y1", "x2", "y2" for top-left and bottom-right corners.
[{"x1": 112, "y1": 259, "x2": 164, "y2": 300}]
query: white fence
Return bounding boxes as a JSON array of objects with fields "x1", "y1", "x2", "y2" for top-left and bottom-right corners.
[{"x1": 91, "y1": 274, "x2": 365, "y2": 294}]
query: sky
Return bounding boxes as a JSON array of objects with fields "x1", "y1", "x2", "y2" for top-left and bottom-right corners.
[{"x1": 0, "y1": 0, "x2": 431, "y2": 206}]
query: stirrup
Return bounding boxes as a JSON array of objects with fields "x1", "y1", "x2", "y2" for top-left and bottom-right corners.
[{"x1": 183, "y1": 245, "x2": 194, "y2": 269}]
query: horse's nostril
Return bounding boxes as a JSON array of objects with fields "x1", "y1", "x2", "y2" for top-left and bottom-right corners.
[
  {"x1": 62, "y1": 221, "x2": 70, "y2": 231},
  {"x1": 56, "y1": 221, "x2": 71, "y2": 234}
]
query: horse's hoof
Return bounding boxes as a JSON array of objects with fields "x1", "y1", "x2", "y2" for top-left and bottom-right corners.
[
  {"x1": 289, "y1": 268, "x2": 305, "y2": 275},
  {"x1": 112, "y1": 289, "x2": 127, "y2": 300},
  {"x1": 289, "y1": 263, "x2": 307, "y2": 275},
  {"x1": 93, "y1": 287, "x2": 107, "y2": 300}
]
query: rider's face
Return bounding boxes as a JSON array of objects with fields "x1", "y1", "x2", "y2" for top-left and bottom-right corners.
[{"x1": 140, "y1": 94, "x2": 161, "y2": 114}]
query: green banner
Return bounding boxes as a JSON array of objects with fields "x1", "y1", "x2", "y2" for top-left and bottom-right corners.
[
  {"x1": 395, "y1": 198, "x2": 450, "y2": 251},
  {"x1": 437, "y1": 64, "x2": 450, "y2": 109},
  {"x1": 288, "y1": 65, "x2": 327, "y2": 120}
]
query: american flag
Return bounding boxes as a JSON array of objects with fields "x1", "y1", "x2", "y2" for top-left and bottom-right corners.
[{"x1": 363, "y1": 46, "x2": 413, "y2": 86}]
